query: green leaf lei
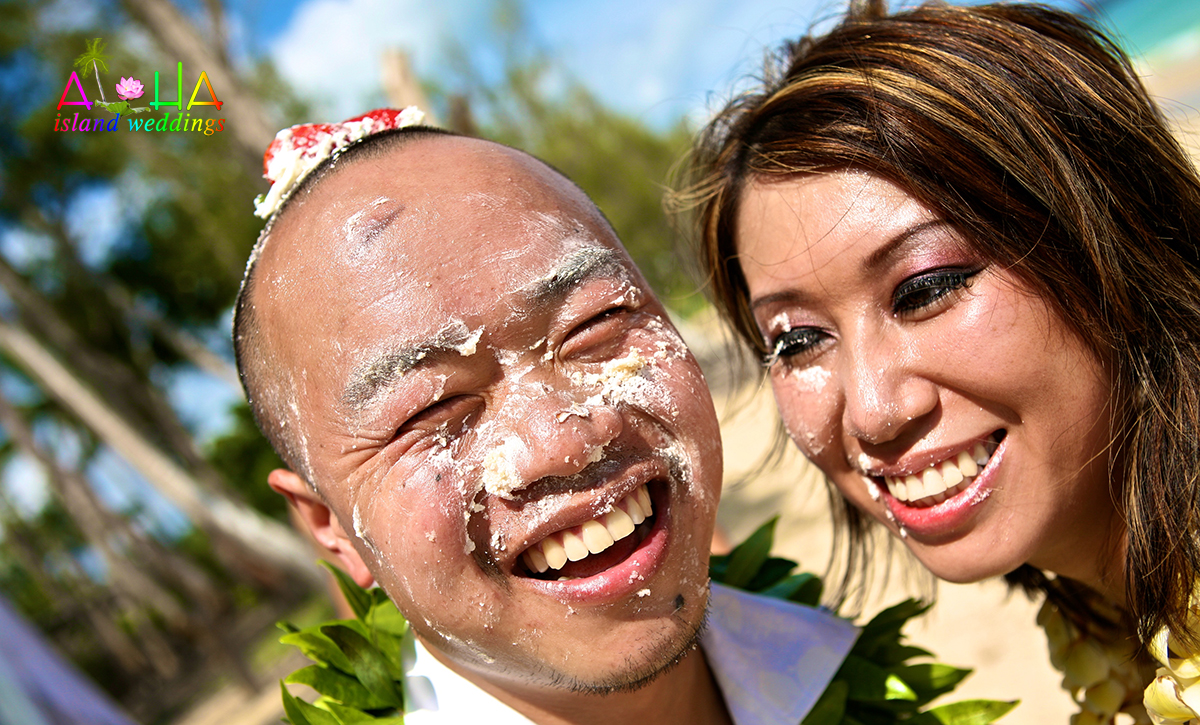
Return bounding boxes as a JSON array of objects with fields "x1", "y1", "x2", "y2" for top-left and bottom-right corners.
[{"x1": 277, "y1": 519, "x2": 1018, "y2": 724}]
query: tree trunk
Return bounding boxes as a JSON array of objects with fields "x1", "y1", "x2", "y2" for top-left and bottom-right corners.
[
  {"x1": 0, "y1": 239, "x2": 242, "y2": 500},
  {"x1": 0, "y1": 390, "x2": 190, "y2": 624},
  {"x1": 93, "y1": 60, "x2": 107, "y2": 102},
  {"x1": 0, "y1": 320, "x2": 323, "y2": 590},
  {"x1": 0, "y1": 498, "x2": 151, "y2": 676}
]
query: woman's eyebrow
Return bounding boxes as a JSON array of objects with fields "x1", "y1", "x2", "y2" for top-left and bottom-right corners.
[
  {"x1": 861, "y1": 220, "x2": 950, "y2": 273},
  {"x1": 748, "y1": 220, "x2": 952, "y2": 314}
]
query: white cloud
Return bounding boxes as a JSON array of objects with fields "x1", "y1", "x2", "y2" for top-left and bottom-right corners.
[{"x1": 269, "y1": 0, "x2": 483, "y2": 121}]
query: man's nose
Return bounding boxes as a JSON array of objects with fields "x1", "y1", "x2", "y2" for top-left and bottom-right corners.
[
  {"x1": 490, "y1": 393, "x2": 624, "y2": 492},
  {"x1": 839, "y1": 329, "x2": 938, "y2": 447}
]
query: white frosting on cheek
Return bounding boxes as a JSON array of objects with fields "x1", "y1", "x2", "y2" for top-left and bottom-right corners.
[
  {"x1": 788, "y1": 364, "x2": 831, "y2": 393},
  {"x1": 777, "y1": 364, "x2": 836, "y2": 457}
]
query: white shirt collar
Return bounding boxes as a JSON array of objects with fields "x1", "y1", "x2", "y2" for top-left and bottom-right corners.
[
  {"x1": 700, "y1": 582, "x2": 859, "y2": 725},
  {"x1": 403, "y1": 582, "x2": 858, "y2": 724}
]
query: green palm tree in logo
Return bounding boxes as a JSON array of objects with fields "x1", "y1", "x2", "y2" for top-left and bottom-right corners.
[{"x1": 74, "y1": 37, "x2": 109, "y2": 103}]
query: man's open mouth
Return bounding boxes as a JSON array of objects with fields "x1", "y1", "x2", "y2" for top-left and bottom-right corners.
[{"x1": 516, "y1": 483, "x2": 657, "y2": 581}]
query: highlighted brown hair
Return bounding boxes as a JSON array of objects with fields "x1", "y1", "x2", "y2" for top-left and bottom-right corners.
[{"x1": 679, "y1": 1, "x2": 1200, "y2": 644}]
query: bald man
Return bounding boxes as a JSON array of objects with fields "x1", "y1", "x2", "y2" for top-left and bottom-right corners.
[{"x1": 234, "y1": 124, "x2": 855, "y2": 724}]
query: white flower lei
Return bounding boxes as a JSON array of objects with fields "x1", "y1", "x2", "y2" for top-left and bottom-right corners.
[
  {"x1": 1038, "y1": 598, "x2": 1160, "y2": 724},
  {"x1": 1143, "y1": 606, "x2": 1200, "y2": 724}
]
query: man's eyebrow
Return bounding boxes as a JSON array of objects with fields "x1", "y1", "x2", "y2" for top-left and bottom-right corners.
[
  {"x1": 524, "y1": 247, "x2": 628, "y2": 305},
  {"x1": 341, "y1": 321, "x2": 480, "y2": 411}
]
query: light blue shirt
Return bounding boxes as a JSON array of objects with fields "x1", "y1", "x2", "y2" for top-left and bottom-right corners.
[{"x1": 404, "y1": 582, "x2": 858, "y2": 724}]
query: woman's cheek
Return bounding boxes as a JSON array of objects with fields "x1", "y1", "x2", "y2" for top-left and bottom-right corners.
[{"x1": 771, "y1": 364, "x2": 838, "y2": 460}]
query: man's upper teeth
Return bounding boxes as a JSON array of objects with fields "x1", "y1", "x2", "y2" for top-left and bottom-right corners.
[
  {"x1": 522, "y1": 484, "x2": 653, "y2": 574},
  {"x1": 884, "y1": 443, "x2": 990, "y2": 503}
]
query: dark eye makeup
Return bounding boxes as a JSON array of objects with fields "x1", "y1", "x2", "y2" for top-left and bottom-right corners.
[
  {"x1": 761, "y1": 265, "x2": 983, "y2": 369},
  {"x1": 763, "y1": 327, "x2": 830, "y2": 367},
  {"x1": 892, "y1": 267, "x2": 980, "y2": 316}
]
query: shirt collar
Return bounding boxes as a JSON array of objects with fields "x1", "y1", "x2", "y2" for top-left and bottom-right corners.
[{"x1": 701, "y1": 582, "x2": 859, "y2": 725}]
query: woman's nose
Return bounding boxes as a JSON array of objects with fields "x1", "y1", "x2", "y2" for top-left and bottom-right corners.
[{"x1": 839, "y1": 330, "x2": 938, "y2": 447}]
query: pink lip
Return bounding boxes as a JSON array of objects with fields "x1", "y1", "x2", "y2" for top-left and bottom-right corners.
[
  {"x1": 516, "y1": 485, "x2": 670, "y2": 604},
  {"x1": 879, "y1": 434, "x2": 1008, "y2": 539}
]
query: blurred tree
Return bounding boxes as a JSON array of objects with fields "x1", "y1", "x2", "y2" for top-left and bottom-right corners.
[{"x1": 0, "y1": 0, "x2": 317, "y2": 716}]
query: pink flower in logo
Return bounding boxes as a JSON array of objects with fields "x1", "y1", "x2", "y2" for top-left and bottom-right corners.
[{"x1": 115, "y1": 76, "x2": 143, "y2": 100}]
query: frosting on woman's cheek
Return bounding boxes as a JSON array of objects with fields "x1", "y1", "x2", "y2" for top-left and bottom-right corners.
[{"x1": 773, "y1": 363, "x2": 837, "y2": 458}]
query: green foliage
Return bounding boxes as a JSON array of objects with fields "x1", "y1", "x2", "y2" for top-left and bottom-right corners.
[
  {"x1": 709, "y1": 519, "x2": 1018, "y2": 725},
  {"x1": 278, "y1": 562, "x2": 411, "y2": 723},
  {"x1": 91, "y1": 101, "x2": 152, "y2": 115},
  {"x1": 73, "y1": 37, "x2": 109, "y2": 75},
  {"x1": 282, "y1": 523, "x2": 1016, "y2": 724}
]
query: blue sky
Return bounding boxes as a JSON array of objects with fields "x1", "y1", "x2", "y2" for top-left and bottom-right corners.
[{"x1": 235, "y1": 0, "x2": 1096, "y2": 129}]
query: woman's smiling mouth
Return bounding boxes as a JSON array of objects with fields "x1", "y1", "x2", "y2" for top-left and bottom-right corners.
[
  {"x1": 882, "y1": 434, "x2": 1004, "y2": 506},
  {"x1": 866, "y1": 431, "x2": 1006, "y2": 508}
]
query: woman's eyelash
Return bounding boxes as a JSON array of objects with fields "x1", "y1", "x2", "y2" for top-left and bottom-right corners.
[
  {"x1": 893, "y1": 268, "x2": 980, "y2": 314},
  {"x1": 763, "y1": 327, "x2": 828, "y2": 367}
]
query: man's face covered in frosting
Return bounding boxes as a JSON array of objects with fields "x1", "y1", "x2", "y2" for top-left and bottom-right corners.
[{"x1": 253, "y1": 135, "x2": 723, "y2": 693}]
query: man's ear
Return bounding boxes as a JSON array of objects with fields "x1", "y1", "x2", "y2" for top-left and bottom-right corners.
[{"x1": 268, "y1": 468, "x2": 375, "y2": 588}]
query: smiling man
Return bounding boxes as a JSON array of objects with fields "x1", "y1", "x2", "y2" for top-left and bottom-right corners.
[{"x1": 233, "y1": 116, "x2": 855, "y2": 724}]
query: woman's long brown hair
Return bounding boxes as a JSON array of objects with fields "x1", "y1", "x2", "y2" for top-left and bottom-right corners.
[{"x1": 678, "y1": 1, "x2": 1200, "y2": 645}]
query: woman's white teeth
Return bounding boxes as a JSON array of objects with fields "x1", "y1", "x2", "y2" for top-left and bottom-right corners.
[
  {"x1": 521, "y1": 484, "x2": 653, "y2": 574},
  {"x1": 885, "y1": 443, "x2": 991, "y2": 504}
]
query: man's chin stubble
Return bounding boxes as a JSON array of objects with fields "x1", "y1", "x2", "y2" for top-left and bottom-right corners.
[{"x1": 546, "y1": 591, "x2": 711, "y2": 696}]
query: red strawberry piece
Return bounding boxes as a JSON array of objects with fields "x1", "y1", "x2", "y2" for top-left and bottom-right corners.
[
  {"x1": 261, "y1": 122, "x2": 338, "y2": 180},
  {"x1": 344, "y1": 108, "x2": 402, "y2": 126}
]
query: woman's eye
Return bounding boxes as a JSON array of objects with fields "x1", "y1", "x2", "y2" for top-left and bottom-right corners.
[
  {"x1": 765, "y1": 327, "x2": 829, "y2": 367},
  {"x1": 893, "y1": 268, "x2": 980, "y2": 316}
]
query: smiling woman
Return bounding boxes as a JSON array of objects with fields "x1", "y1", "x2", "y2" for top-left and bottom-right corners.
[{"x1": 680, "y1": 0, "x2": 1200, "y2": 720}]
